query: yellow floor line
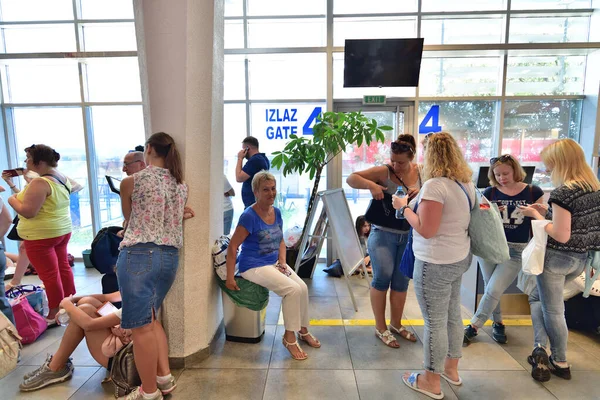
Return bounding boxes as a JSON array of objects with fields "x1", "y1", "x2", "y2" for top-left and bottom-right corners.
[{"x1": 304, "y1": 318, "x2": 533, "y2": 327}]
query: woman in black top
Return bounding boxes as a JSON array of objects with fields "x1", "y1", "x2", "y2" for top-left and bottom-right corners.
[{"x1": 521, "y1": 139, "x2": 600, "y2": 383}]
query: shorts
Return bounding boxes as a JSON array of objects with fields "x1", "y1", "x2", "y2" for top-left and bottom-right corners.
[{"x1": 116, "y1": 243, "x2": 179, "y2": 329}]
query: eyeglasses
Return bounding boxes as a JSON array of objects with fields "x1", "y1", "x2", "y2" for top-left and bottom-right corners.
[
  {"x1": 490, "y1": 154, "x2": 512, "y2": 165},
  {"x1": 123, "y1": 160, "x2": 142, "y2": 168},
  {"x1": 391, "y1": 142, "x2": 415, "y2": 154}
]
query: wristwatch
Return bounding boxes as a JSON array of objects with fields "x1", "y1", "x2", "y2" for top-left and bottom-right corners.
[{"x1": 399, "y1": 205, "x2": 408, "y2": 216}]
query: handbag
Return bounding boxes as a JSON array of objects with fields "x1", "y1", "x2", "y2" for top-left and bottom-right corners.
[
  {"x1": 522, "y1": 220, "x2": 551, "y2": 276},
  {"x1": 9, "y1": 295, "x2": 47, "y2": 344},
  {"x1": 399, "y1": 199, "x2": 420, "y2": 279},
  {"x1": 364, "y1": 165, "x2": 414, "y2": 231},
  {"x1": 110, "y1": 341, "x2": 141, "y2": 398},
  {"x1": 5, "y1": 284, "x2": 49, "y2": 317},
  {"x1": 456, "y1": 182, "x2": 510, "y2": 265},
  {"x1": 0, "y1": 311, "x2": 21, "y2": 379},
  {"x1": 7, "y1": 216, "x2": 22, "y2": 241}
]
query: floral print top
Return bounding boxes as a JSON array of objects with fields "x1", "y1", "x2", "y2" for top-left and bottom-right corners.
[{"x1": 120, "y1": 165, "x2": 188, "y2": 249}]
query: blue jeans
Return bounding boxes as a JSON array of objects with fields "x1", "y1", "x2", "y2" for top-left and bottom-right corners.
[
  {"x1": 223, "y1": 209, "x2": 234, "y2": 235},
  {"x1": 414, "y1": 253, "x2": 472, "y2": 374},
  {"x1": 528, "y1": 248, "x2": 587, "y2": 362},
  {"x1": 116, "y1": 243, "x2": 179, "y2": 329},
  {"x1": 0, "y1": 244, "x2": 15, "y2": 325},
  {"x1": 367, "y1": 227, "x2": 410, "y2": 292},
  {"x1": 471, "y1": 244, "x2": 524, "y2": 328}
]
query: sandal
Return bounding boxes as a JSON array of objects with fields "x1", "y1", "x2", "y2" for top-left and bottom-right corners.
[
  {"x1": 375, "y1": 329, "x2": 399, "y2": 348},
  {"x1": 282, "y1": 337, "x2": 307, "y2": 361},
  {"x1": 389, "y1": 324, "x2": 417, "y2": 342},
  {"x1": 298, "y1": 331, "x2": 321, "y2": 348},
  {"x1": 402, "y1": 372, "x2": 444, "y2": 400}
]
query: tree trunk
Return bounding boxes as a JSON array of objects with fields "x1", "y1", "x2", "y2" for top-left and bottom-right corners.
[{"x1": 294, "y1": 167, "x2": 323, "y2": 251}]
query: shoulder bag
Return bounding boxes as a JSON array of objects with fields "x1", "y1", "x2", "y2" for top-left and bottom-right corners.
[{"x1": 364, "y1": 165, "x2": 414, "y2": 231}]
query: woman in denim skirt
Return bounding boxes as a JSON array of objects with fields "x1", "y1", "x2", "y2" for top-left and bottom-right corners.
[
  {"x1": 116, "y1": 132, "x2": 194, "y2": 400},
  {"x1": 521, "y1": 139, "x2": 600, "y2": 383}
]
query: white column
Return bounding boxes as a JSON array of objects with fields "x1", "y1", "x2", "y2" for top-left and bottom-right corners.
[{"x1": 134, "y1": 0, "x2": 224, "y2": 363}]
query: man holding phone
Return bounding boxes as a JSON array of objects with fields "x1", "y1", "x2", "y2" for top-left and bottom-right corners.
[{"x1": 236, "y1": 136, "x2": 270, "y2": 208}]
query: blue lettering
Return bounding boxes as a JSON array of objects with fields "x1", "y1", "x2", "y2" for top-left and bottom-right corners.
[
  {"x1": 303, "y1": 107, "x2": 322, "y2": 135},
  {"x1": 268, "y1": 109, "x2": 276, "y2": 122},
  {"x1": 266, "y1": 126, "x2": 274, "y2": 139},
  {"x1": 291, "y1": 126, "x2": 297, "y2": 136},
  {"x1": 265, "y1": 109, "x2": 269, "y2": 122},
  {"x1": 419, "y1": 105, "x2": 442, "y2": 134},
  {"x1": 283, "y1": 109, "x2": 290, "y2": 122},
  {"x1": 275, "y1": 126, "x2": 284, "y2": 139},
  {"x1": 276, "y1": 109, "x2": 282, "y2": 122},
  {"x1": 291, "y1": 108, "x2": 297, "y2": 122}
]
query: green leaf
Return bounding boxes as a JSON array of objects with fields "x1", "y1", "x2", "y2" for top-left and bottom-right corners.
[{"x1": 379, "y1": 125, "x2": 393, "y2": 131}]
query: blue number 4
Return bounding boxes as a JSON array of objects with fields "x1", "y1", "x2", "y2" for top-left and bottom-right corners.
[{"x1": 419, "y1": 105, "x2": 442, "y2": 134}]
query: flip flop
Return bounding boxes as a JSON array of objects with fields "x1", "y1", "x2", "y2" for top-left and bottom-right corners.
[
  {"x1": 402, "y1": 373, "x2": 444, "y2": 400},
  {"x1": 441, "y1": 372, "x2": 462, "y2": 386}
]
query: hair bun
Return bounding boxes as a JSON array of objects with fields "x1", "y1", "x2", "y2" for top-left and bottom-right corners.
[
  {"x1": 396, "y1": 134, "x2": 416, "y2": 150},
  {"x1": 53, "y1": 150, "x2": 61, "y2": 162}
]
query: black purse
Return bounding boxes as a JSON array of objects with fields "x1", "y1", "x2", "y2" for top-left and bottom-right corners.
[
  {"x1": 7, "y1": 215, "x2": 22, "y2": 241},
  {"x1": 364, "y1": 164, "x2": 420, "y2": 232}
]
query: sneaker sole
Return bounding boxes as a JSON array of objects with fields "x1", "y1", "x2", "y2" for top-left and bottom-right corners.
[
  {"x1": 20, "y1": 371, "x2": 73, "y2": 392},
  {"x1": 492, "y1": 336, "x2": 508, "y2": 344},
  {"x1": 160, "y1": 384, "x2": 177, "y2": 395},
  {"x1": 529, "y1": 353, "x2": 551, "y2": 382}
]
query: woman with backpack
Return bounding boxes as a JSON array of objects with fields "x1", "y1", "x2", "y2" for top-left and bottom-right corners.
[
  {"x1": 116, "y1": 132, "x2": 193, "y2": 400},
  {"x1": 463, "y1": 154, "x2": 545, "y2": 345}
]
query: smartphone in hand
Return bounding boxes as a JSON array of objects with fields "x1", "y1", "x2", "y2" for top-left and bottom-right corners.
[
  {"x1": 96, "y1": 302, "x2": 118, "y2": 317},
  {"x1": 2, "y1": 168, "x2": 25, "y2": 177}
]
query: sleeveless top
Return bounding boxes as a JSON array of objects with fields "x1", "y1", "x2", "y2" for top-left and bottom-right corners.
[
  {"x1": 16, "y1": 177, "x2": 72, "y2": 240},
  {"x1": 120, "y1": 166, "x2": 188, "y2": 249},
  {"x1": 374, "y1": 164, "x2": 422, "y2": 234}
]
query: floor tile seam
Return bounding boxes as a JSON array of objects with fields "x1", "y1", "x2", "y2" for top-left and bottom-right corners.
[{"x1": 66, "y1": 366, "x2": 103, "y2": 400}]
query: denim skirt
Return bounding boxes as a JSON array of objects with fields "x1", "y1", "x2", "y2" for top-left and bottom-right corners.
[{"x1": 116, "y1": 243, "x2": 179, "y2": 329}]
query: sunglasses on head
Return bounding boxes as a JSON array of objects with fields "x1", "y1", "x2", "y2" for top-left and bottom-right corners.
[
  {"x1": 490, "y1": 154, "x2": 512, "y2": 165},
  {"x1": 391, "y1": 142, "x2": 414, "y2": 154}
]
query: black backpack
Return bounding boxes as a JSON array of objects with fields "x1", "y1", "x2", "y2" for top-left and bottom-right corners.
[
  {"x1": 110, "y1": 341, "x2": 141, "y2": 397},
  {"x1": 90, "y1": 226, "x2": 123, "y2": 275}
]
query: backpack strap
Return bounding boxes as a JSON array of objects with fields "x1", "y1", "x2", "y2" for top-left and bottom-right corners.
[
  {"x1": 41, "y1": 173, "x2": 71, "y2": 194},
  {"x1": 455, "y1": 181, "x2": 473, "y2": 211},
  {"x1": 386, "y1": 164, "x2": 408, "y2": 192}
]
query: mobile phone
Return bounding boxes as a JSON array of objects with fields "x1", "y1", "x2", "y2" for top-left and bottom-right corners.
[
  {"x1": 2, "y1": 168, "x2": 25, "y2": 177},
  {"x1": 96, "y1": 302, "x2": 118, "y2": 317}
]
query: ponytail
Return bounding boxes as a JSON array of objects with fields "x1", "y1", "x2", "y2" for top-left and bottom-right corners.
[{"x1": 146, "y1": 132, "x2": 184, "y2": 184}]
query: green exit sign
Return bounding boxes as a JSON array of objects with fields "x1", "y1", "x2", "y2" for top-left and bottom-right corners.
[{"x1": 363, "y1": 95, "x2": 386, "y2": 105}]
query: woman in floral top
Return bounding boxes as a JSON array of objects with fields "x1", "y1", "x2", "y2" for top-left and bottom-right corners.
[{"x1": 116, "y1": 132, "x2": 193, "y2": 400}]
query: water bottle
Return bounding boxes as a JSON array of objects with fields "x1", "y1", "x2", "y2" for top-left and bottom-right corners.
[
  {"x1": 57, "y1": 309, "x2": 70, "y2": 326},
  {"x1": 395, "y1": 186, "x2": 406, "y2": 219}
]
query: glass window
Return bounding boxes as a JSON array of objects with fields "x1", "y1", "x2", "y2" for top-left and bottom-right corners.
[
  {"x1": 511, "y1": 0, "x2": 591, "y2": 10},
  {"x1": 334, "y1": 17, "x2": 417, "y2": 47},
  {"x1": 0, "y1": 0, "x2": 74, "y2": 21},
  {"x1": 248, "y1": 53, "x2": 326, "y2": 100},
  {"x1": 422, "y1": 0, "x2": 507, "y2": 11},
  {"x1": 224, "y1": 104, "x2": 247, "y2": 229},
  {"x1": 419, "y1": 57, "x2": 502, "y2": 97},
  {"x1": 84, "y1": 57, "x2": 142, "y2": 102},
  {"x1": 2, "y1": 24, "x2": 76, "y2": 53},
  {"x1": 79, "y1": 0, "x2": 134, "y2": 19},
  {"x1": 509, "y1": 16, "x2": 590, "y2": 43},
  {"x1": 334, "y1": 0, "x2": 417, "y2": 14},
  {"x1": 247, "y1": 0, "x2": 325, "y2": 16},
  {"x1": 417, "y1": 101, "x2": 497, "y2": 173},
  {"x1": 224, "y1": 0, "x2": 243, "y2": 17},
  {"x1": 506, "y1": 55, "x2": 586, "y2": 96},
  {"x1": 225, "y1": 19, "x2": 244, "y2": 49},
  {"x1": 2, "y1": 59, "x2": 80, "y2": 103},
  {"x1": 89, "y1": 105, "x2": 145, "y2": 228},
  {"x1": 80, "y1": 22, "x2": 137, "y2": 51},
  {"x1": 333, "y1": 52, "x2": 416, "y2": 99},
  {"x1": 12, "y1": 107, "x2": 93, "y2": 255},
  {"x1": 249, "y1": 102, "x2": 327, "y2": 232},
  {"x1": 502, "y1": 99, "x2": 582, "y2": 187},
  {"x1": 421, "y1": 17, "x2": 505, "y2": 45},
  {"x1": 248, "y1": 18, "x2": 326, "y2": 48},
  {"x1": 224, "y1": 55, "x2": 246, "y2": 100}
]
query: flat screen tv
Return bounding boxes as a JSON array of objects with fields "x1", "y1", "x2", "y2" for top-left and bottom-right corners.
[
  {"x1": 477, "y1": 166, "x2": 536, "y2": 189},
  {"x1": 344, "y1": 38, "x2": 424, "y2": 88}
]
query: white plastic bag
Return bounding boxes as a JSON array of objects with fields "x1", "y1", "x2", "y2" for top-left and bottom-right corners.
[
  {"x1": 212, "y1": 235, "x2": 234, "y2": 281},
  {"x1": 521, "y1": 220, "x2": 551, "y2": 276},
  {"x1": 517, "y1": 270, "x2": 538, "y2": 296},
  {"x1": 283, "y1": 225, "x2": 303, "y2": 248}
]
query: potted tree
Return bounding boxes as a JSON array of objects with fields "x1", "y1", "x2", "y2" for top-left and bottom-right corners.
[{"x1": 271, "y1": 111, "x2": 391, "y2": 269}]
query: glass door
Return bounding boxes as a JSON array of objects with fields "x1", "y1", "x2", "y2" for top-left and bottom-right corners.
[{"x1": 333, "y1": 102, "x2": 415, "y2": 225}]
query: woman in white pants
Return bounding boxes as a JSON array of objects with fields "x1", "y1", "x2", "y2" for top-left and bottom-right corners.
[{"x1": 226, "y1": 171, "x2": 321, "y2": 360}]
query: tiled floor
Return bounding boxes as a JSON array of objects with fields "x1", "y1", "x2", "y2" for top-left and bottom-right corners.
[{"x1": 2, "y1": 264, "x2": 600, "y2": 399}]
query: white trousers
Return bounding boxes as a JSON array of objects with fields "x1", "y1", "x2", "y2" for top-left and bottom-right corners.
[{"x1": 241, "y1": 264, "x2": 310, "y2": 332}]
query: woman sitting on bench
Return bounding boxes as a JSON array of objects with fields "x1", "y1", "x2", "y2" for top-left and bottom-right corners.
[{"x1": 226, "y1": 171, "x2": 321, "y2": 361}]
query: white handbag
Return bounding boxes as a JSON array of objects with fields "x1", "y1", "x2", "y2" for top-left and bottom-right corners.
[
  {"x1": 0, "y1": 311, "x2": 22, "y2": 379},
  {"x1": 521, "y1": 220, "x2": 551, "y2": 276}
]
